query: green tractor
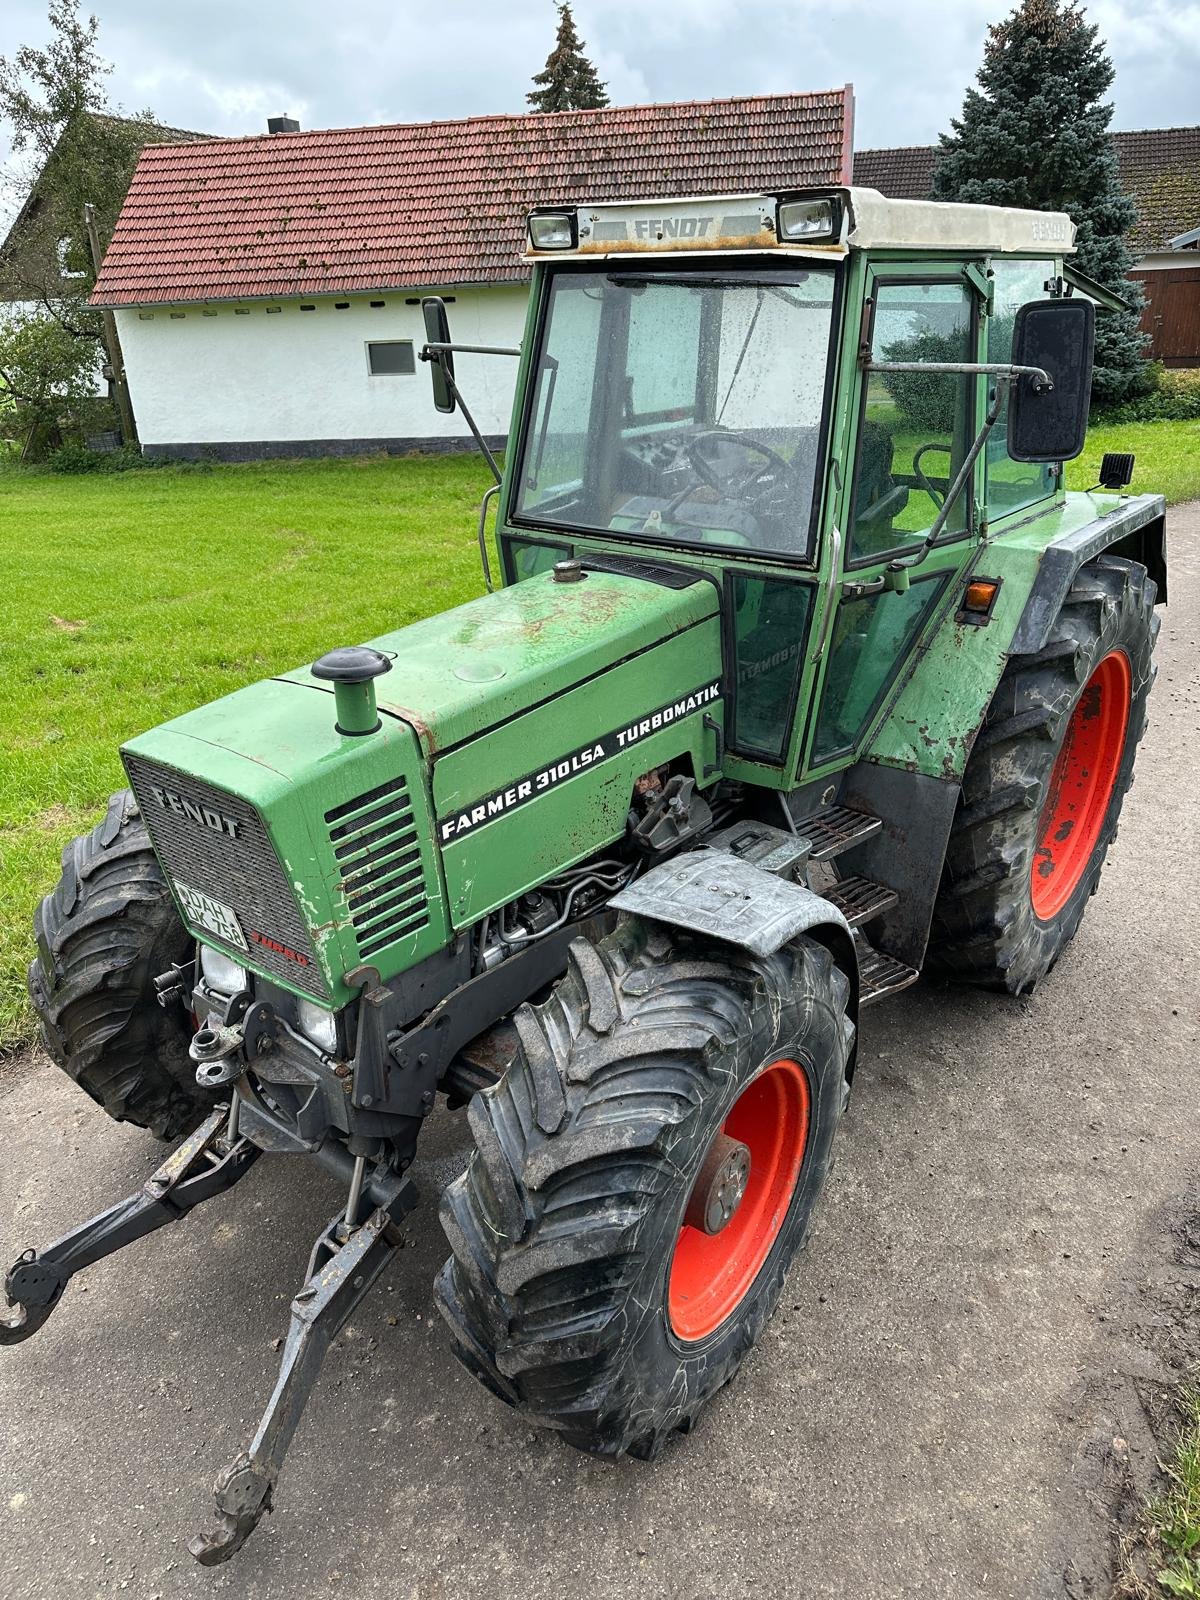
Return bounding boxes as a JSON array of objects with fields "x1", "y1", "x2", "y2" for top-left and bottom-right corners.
[{"x1": 4, "y1": 187, "x2": 1164, "y2": 1563}]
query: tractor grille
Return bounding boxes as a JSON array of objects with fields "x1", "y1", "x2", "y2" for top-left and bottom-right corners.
[
  {"x1": 326, "y1": 778, "x2": 430, "y2": 961},
  {"x1": 123, "y1": 753, "x2": 330, "y2": 1000}
]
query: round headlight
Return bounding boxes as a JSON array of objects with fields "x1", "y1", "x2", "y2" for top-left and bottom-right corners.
[{"x1": 199, "y1": 944, "x2": 249, "y2": 996}]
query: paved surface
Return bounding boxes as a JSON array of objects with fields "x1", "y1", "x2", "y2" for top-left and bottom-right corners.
[{"x1": 2, "y1": 507, "x2": 1198, "y2": 1600}]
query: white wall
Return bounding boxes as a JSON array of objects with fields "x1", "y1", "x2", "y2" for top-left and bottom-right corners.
[{"x1": 115, "y1": 285, "x2": 529, "y2": 452}]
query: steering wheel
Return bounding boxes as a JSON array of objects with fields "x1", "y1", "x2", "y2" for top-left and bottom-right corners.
[{"x1": 683, "y1": 429, "x2": 790, "y2": 495}]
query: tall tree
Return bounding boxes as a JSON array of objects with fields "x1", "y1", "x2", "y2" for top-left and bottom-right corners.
[
  {"x1": 931, "y1": 0, "x2": 1146, "y2": 405},
  {"x1": 528, "y1": 3, "x2": 609, "y2": 113}
]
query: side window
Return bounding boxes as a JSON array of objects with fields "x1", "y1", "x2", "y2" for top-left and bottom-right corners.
[
  {"x1": 727, "y1": 573, "x2": 814, "y2": 762},
  {"x1": 811, "y1": 575, "x2": 950, "y2": 765},
  {"x1": 503, "y1": 536, "x2": 571, "y2": 583},
  {"x1": 849, "y1": 280, "x2": 976, "y2": 566},
  {"x1": 985, "y1": 260, "x2": 1057, "y2": 521}
]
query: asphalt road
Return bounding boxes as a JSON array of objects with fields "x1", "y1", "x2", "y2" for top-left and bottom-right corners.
[{"x1": 2, "y1": 505, "x2": 1198, "y2": 1600}]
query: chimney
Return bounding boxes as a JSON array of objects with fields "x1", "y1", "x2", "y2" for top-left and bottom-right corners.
[{"x1": 267, "y1": 116, "x2": 300, "y2": 134}]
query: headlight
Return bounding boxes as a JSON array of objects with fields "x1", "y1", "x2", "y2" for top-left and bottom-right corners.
[
  {"x1": 296, "y1": 997, "x2": 338, "y2": 1056},
  {"x1": 199, "y1": 944, "x2": 248, "y2": 995},
  {"x1": 776, "y1": 197, "x2": 836, "y2": 241},
  {"x1": 528, "y1": 211, "x2": 577, "y2": 250}
]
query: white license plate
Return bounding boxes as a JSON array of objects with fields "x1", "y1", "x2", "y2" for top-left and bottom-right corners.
[{"x1": 173, "y1": 880, "x2": 249, "y2": 952}]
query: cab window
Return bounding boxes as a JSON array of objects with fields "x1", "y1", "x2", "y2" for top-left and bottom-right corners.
[
  {"x1": 985, "y1": 259, "x2": 1057, "y2": 522},
  {"x1": 848, "y1": 279, "x2": 976, "y2": 567}
]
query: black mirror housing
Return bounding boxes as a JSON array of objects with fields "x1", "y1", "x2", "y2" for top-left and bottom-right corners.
[
  {"x1": 422, "y1": 297, "x2": 456, "y2": 414},
  {"x1": 1006, "y1": 297, "x2": 1094, "y2": 463}
]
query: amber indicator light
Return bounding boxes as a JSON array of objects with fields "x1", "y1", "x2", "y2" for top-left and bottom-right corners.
[{"x1": 963, "y1": 580, "x2": 999, "y2": 614}]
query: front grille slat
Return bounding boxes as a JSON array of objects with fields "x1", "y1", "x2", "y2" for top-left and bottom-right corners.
[
  {"x1": 325, "y1": 778, "x2": 429, "y2": 958},
  {"x1": 124, "y1": 754, "x2": 330, "y2": 1001}
]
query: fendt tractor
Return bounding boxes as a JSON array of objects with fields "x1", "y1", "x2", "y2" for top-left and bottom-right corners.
[{"x1": 4, "y1": 186, "x2": 1165, "y2": 1563}]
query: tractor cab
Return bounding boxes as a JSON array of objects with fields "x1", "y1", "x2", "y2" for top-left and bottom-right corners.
[{"x1": 428, "y1": 187, "x2": 1105, "y2": 788}]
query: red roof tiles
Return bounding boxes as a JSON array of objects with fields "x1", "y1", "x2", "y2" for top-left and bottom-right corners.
[{"x1": 92, "y1": 90, "x2": 853, "y2": 307}]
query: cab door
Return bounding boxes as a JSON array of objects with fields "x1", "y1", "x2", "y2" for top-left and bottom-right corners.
[{"x1": 803, "y1": 266, "x2": 984, "y2": 775}]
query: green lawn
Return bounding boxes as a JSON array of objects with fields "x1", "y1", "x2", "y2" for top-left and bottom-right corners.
[
  {"x1": 2, "y1": 419, "x2": 1197, "y2": 1052},
  {"x1": 0, "y1": 453, "x2": 494, "y2": 1050}
]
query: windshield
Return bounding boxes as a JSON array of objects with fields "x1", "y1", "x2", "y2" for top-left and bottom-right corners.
[{"x1": 514, "y1": 265, "x2": 839, "y2": 561}]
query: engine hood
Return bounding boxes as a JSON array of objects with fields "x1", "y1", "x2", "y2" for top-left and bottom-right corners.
[{"x1": 280, "y1": 566, "x2": 719, "y2": 754}]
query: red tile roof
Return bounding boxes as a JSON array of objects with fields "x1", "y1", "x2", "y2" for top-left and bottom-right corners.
[
  {"x1": 92, "y1": 89, "x2": 853, "y2": 307},
  {"x1": 854, "y1": 128, "x2": 1200, "y2": 251}
]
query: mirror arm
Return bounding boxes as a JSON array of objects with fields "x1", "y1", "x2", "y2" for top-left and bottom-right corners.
[
  {"x1": 420, "y1": 357, "x2": 504, "y2": 487},
  {"x1": 421, "y1": 342, "x2": 521, "y2": 358},
  {"x1": 862, "y1": 359, "x2": 1052, "y2": 389}
]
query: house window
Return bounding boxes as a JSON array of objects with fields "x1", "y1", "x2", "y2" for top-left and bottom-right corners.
[
  {"x1": 367, "y1": 340, "x2": 416, "y2": 376},
  {"x1": 56, "y1": 236, "x2": 87, "y2": 279}
]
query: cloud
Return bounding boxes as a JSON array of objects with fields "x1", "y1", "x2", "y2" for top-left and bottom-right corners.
[{"x1": 1, "y1": 0, "x2": 1197, "y2": 206}]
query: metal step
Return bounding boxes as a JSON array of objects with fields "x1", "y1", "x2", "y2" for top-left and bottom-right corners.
[
  {"x1": 798, "y1": 805, "x2": 883, "y2": 861},
  {"x1": 825, "y1": 875, "x2": 899, "y2": 928},
  {"x1": 858, "y1": 946, "x2": 920, "y2": 1006}
]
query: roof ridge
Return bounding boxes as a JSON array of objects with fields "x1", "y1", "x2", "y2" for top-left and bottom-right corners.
[{"x1": 137, "y1": 86, "x2": 850, "y2": 156}]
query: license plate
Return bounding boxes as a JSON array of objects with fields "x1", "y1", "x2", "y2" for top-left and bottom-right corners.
[{"x1": 173, "y1": 880, "x2": 249, "y2": 952}]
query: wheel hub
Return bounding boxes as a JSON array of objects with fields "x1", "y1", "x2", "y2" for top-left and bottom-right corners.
[{"x1": 684, "y1": 1133, "x2": 752, "y2": 1236}]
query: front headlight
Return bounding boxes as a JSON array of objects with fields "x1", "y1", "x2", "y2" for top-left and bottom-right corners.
[
  {"x1": 776, "y1": 197, "x2": 836, "y2": 241},
  {"x1": 199, "y1": 943, "x2": 249, "y2": 996},
  {"x1": 296, "y1": 997, "x2": 338, "y2": 1056}
]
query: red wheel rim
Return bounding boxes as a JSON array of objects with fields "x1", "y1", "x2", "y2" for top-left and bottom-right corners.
[
  {"x1": 1030, "y1": 649, "x2": 1131, "y2": 921},
  {"x1": 668, "y1": 1058, "x2": 810, "y2": 1343}
]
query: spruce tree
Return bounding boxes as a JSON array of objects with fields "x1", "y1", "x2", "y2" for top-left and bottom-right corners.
[
  {"x1": 527, "y1": 2, "x2": 609, "y2": 113},
  {"x1": 932, "y1": 0, "x2": 1147, "y2": 405}
]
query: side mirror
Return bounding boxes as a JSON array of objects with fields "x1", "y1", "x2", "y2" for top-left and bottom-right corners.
[
  {"x1": 422, "y1": 297, "x2": 456, "y2": 414},
  {"x1": 1006, "y1": 297, "x2": 1094, "y2": 463}
]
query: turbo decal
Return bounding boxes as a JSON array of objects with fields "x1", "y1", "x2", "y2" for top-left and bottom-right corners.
[{"x1": 438, "y1": 681, "x2": 722, "y2": 844}]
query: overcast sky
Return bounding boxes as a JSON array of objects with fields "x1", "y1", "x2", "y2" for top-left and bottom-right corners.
[{"x1": 2, "y1": 0, "x2": 1198, "y2": 204}]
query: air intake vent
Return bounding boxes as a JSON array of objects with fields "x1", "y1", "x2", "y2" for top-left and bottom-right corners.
[{"x1": 326, "y1": 778, "x2": 430, "y2": 959}]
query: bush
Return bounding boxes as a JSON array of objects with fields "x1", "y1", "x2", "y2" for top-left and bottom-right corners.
[
  {"x1": 1093, "y1": 365, "x2": 1200, "y2": 423},
  {"x1": 879, "y1": 327, "x2": 965, "y2": 434},
  {"x1": 47, "y1": 442, "x2": 160, "y2": 474}
]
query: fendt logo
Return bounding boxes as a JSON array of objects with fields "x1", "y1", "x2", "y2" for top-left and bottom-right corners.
[{"x1": 149, "y1": 784, "x2": 240, "y2": 839}]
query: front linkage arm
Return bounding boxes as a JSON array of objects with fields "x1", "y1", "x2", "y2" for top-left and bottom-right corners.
[
  {"x1": 189, "y1": 1176, "x2": 418, "y2": 1566},
  {"x1": 0, "y1": 1106, "x2": 259, "y2": 1345}
]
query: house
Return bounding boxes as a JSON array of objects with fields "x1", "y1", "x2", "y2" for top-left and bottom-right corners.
[
  {"x1": 0, "y1": 112, "x2": 209, "y2": 304},
  {"x1": 854, "y1": 127, "x2": 1200, "y2": 366},
  {"x1": 89, "y1": 89, "x2": 854, "y2": 460}
]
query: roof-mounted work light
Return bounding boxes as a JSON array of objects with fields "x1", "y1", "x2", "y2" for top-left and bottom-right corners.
[
  {"x1": 528, "y1": 210, "x2": 578, "y2": 250},
  {"x1": 776, "y1": 196, "x2": 838, "y2": 242}
]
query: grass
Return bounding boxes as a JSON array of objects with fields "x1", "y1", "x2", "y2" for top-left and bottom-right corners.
[
  {"x1": 1, "y1": 415, "x2": 1197, "y2": 1052},
  {"x1": 0, "y1": 452, "x2": 494, "y2": 1050},
  {"x1": 1125, "y1": 1387, "x2": 1200, "y2": 1597},
  {"x1": 1067, "y1": 418, "x2": 1200, "y2": 505}
]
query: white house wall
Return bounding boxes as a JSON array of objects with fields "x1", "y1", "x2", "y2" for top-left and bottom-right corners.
[{"x1": 114, "y1": 286, "x2": 529, "y2": 458}]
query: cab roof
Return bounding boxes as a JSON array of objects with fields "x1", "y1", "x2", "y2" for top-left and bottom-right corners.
[{"x1": 525, "y1": 186, "x2": 1076, "y2": 262}]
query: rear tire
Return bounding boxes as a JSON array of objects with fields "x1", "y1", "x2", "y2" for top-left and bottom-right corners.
[
  {"x1": 436, "y1": 916, "x2": 853, "y2": 1458},
  {"x1": 27, "y1": 790, "x2": 216, "y2": 1139},
  {"x1": 928, "y1": 554, "x2": 1157, "y2": 993}
]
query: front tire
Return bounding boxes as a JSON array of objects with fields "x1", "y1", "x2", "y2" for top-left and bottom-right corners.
[
  {"x1": 436, "y1": 917, "x2": 853, "y2": 1458},
  {"x1": 27, "y1": 790, "x2": 216, "y2": 1139},
  {"x1": 929, "y1": 553, "x2": 1157, "y2": 993}
]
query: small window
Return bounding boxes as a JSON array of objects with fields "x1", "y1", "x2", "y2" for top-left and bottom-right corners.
[
  {"x1": 56, "y1": 236, "x2": 87, "y2": 279},
  {"x1": 726, "y1": 572, "x2": 814, "y2": 762},
  {"x1": 367, "y1": 340, "x2": 416, "y2": 376}
]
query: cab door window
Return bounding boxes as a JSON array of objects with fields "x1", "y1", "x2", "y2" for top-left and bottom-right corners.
[
  {"x1": 985, "y1": 259, "x2": 1057, "y2": 521},
  {"x1": 848, "y1": 280, "x2": 976, "y2": 566}
]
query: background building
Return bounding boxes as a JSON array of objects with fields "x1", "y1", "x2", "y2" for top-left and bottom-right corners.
[{"x1": 90, "y1": 90, "x2": 854, "y2": 460}]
